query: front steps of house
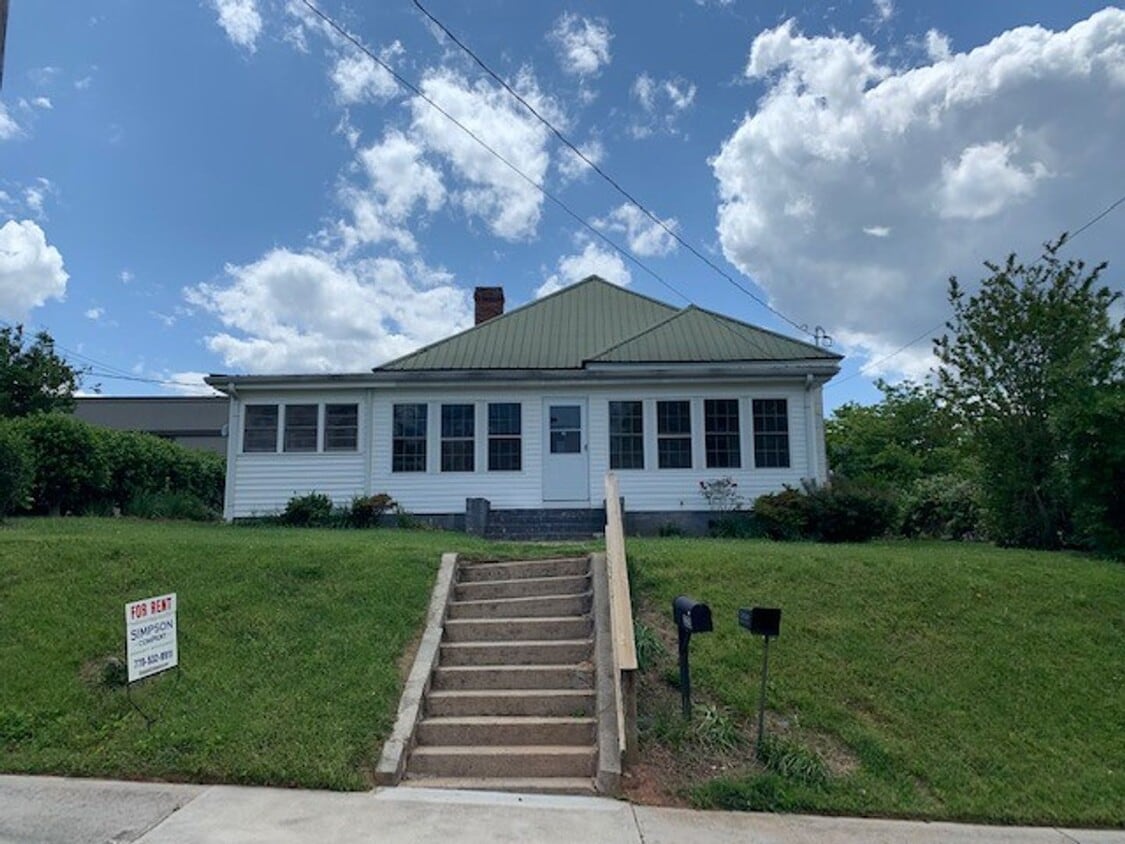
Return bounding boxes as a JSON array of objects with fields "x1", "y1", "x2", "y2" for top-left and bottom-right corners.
[{"x1": 401, "y1": 557, "x2": 599, "y2": 795}]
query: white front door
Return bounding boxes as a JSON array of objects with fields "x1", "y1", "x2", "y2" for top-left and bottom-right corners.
[{"x1": 542, "y1": 399, "x2": 589, "y2": 502}]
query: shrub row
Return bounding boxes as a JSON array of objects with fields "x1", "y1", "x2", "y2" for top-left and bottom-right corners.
[
  {"x1": 278, "y1": 492, "x2": 397, "y2": 529},
  {"x1": 0, "y1": 413, "x2": 224, "y2": 519}
]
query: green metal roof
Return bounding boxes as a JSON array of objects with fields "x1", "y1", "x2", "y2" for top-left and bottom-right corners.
[{"x1": 377, "y1": 276, "x2": 839, "y2": 372}]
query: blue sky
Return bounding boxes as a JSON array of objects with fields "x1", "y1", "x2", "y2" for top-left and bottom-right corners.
[{"x1": 2, "y1": 0, "x2": 1122, "y2": 411}]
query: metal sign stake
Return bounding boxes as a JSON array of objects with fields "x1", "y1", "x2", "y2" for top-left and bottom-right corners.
[{"x1": 757, "y1": 634, "x2": 770, "y2": 751}]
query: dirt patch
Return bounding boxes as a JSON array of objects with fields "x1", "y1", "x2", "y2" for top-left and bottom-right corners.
[{"x1": 79, "y1": 654, "x2": 127, "y2": 690}]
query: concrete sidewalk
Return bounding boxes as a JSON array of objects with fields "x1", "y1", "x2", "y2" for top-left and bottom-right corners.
[{"x1": 1, "y1": 776, "x2": 1122, "y2": 844}]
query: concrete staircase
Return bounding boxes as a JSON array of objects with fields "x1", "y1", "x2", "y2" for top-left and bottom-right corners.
[{"x1": 402, "y1": 557, "x2": 598, "y2": 795}]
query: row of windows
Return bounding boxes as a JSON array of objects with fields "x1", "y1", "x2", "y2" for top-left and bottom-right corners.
[
  {"x1": 393, "y1": 402, "x2": 522, "y2": 473},
  {"x1": 243, "y1": 403, "x2": 359, "y2": 453},
  {"x1": 609, "y1": 399, "x2": 790, "y2": 470}
]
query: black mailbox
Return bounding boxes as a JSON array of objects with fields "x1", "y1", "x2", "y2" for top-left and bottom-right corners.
[
  {"x1": 673, "y1": 596, "x2": 713, "y2": 634},
  {"x1": 739, "y1": 607, "x2": 781, "y2": 638}
]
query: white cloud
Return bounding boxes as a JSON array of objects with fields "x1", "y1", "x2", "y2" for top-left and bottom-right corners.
[
  {"x1": 85, "y1": 307, "x2": 104, "y2": 320},
  {"x1": 75, "y1": 76, "x2": 94, "y2": 91},
  {"x1": 557, "y1": 138, "x2": 605, "y2": 182},
  {"x1": 924, "y1": 29, "x2": 952, "y2": 62},
  {"x1": 0, "y1": 103, "x2": 20, "y2": 140},
  {"x1": 873, "y1": 0, "x2": 894, "y2": 24},
  {"x1": 550, "y1": 13, "x2": 613, "y2": 78},
  {"x1": 595, "y1": 204, "x2": 678, "y2": 257},
  {"x1": 0, "y1": 220, "x2": 69, "y2": 321},
  {"x1": 164, "y1": 372, "x2": 223, "y2": 397},
  {"x1": 23, "y1": 178, "x2": 55, "y2": 219},
  {"x1": 210, "y1": 0, "x2": 262, "y2": 52},
  {"x1": 120, "y1": 269, "x2": 134, "y2": 284},
  {"x1": 630, "y1": 73, "x2": 697, "y2": 137},
  {"x1": 330, "y1": 42, "x2": 401, "y2": 105},
  {"x1": 712, "y1": 9, "x2": 1125, "y2": 381},
  {"x1": 185, "y1": 249, "x2": 471, "y2": 373},
  {"x1": 31, "y1": 97, "x2": 53, "y2": 110},
  {"x1": 409, "y1": 68, "x2": 557, "y2": 241},
  {"x1": 536, "y1": 241, "x2": 632, "y2": 298}
]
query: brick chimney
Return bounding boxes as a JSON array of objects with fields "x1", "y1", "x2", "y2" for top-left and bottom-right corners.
[{"x1": 474, "y1": 286, "x2": 504, "y2": 325}]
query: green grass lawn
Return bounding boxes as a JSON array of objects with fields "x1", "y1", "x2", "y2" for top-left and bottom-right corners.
[
  {"x1": 627, "y1": 538, "x2": 1125, "y2": 827},
  {"x1": 0, "y1": 518, "x2": 590, "y2": 789}
]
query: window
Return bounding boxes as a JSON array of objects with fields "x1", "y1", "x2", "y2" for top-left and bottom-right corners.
[
  {"x1": 243, "y1": 405, "x2": 278, "y2": 452},
  {"x1": 753, "y1": 399, "x2": 790, "y2": 468},
  {"x1": 657, "y1": 400, "x2": 692, "y2": 469},
  {"x1": 704, "y1": 399, "x2": 741, "y2": 468},
  {"x1": 393, "y1": 404, "x2": 427, "y2": 472},
  {"x1": 549, "y1": 405, "x2": 581, "y2": 454},
  {"x1": 324, "y1": 403, "x2": 358, "y2": 452},
  {"x1": 488, "y1": 403, "x2": 521, "y2": 471},
  {"x1": 609, "y1": 401, "x2": 644, "y2": 470},
  {"x1": 283, "y1": 404, "x2": 318, "y2": 452},
  {"x1": 441, "y1": 403, "x2": 475, "y2": 472}
]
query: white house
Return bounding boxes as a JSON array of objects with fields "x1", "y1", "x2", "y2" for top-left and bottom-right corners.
[{"x1": 205, "y1": 277, "x2": 842, "y2": 534}]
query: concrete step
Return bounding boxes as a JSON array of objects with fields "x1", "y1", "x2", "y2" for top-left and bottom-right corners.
[
  {"x1": 454, "y1": 574, "x2": 591, "y2": 602},
  {"x1": 447, "y1": 592, "x2": 592, "y2": 620},
  {"x1": 432, "y1": 665, "x2": 593, "y2": 692},
  {"x1": 416, "y1": 716, "x2": 596, "y2": 746},
  {"x1": 443, "y1": 616, "x2": 592, "y2": 642},
  {"x1": 458, "y1": 558, "x2": 589, "y2": 583},
  {"x1": 426, "y1": 689, "x2": 595, "y2": 717},
  {"x1": 399, "y1": 776, "x2": 597, "y2": 796},
  {"x1": 439, "y1": 639, "x2": 593, "y2": 667},
  {"x1": 407, "y1": 745, "x2": 596, "y2": 778}
]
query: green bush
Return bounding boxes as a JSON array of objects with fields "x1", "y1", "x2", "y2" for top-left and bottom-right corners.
[
  {"x1": 750, "y1": 487, "x2": 811, "y2": 540},
  {"x1": 281, "y1": 492, "x2": 335, "y2": 527},
  {"x1": 124, "y1": 490, "x2": 218, "y2": 522},
  {"x1": 100, "y1": 429, "x2": 225, "y2": 512},
  {"x1": 0, "y1": 421, "x2": 34, "y2": 516},
  {"x1": 899, "y1": 474, "x2": 982, "y2": 540},
  {"x1": 751, "y1": 482, "x2": 895, "y2": 543},
  {"x1": 348, "y1": 493, "x2": 395, "y2": 528},
  {"x1": 15, "y1": 414, "x2": 108, "y2": 515}
]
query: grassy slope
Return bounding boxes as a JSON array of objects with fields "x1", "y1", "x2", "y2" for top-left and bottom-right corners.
[
  {"x1": 628, "y1": 539, "x2": 1125, "y2": 826},
  {"x1": 0, "y1": 518, "x2": 590, "y2": 789}
]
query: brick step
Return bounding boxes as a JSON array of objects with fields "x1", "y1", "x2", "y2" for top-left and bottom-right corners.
[
  {"x1": 432, "y1": 665, "x2": 593, "y2": 692},
  {"x1": 447, "y1": 592, "x2": 592, "y2": 620},
  {"x1": 458, "y1": 558, "x2": 590, "y2": 582},
  {"x1": 398, "y1": 776, "x2": 597, "y2": 796},
  {"x1": 443, "y1": 616, "x2": 592, "y2": 642},
  {"x1": 454, "y1": 574, "x2": 590, "y2": 602},
  {"x1": 407, "y1": 745, "x2": 596, "y2": 779},
  {"x1": 415, "y1": 716, "x2": 596, "y2": 746},
  {"x1": 483, "y1": 524, "x2": 602, "y2": 540},
  {"x1": 425, "y1": 689, "x2": 595, "y2": 717},
  {"x1": 439, "y1": 639, "x2": 592, "y2": 667}
]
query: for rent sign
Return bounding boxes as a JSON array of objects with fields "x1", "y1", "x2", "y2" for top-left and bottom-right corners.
[{"x1": 125, "y1": 593, "x2": 178, "y2": 682}]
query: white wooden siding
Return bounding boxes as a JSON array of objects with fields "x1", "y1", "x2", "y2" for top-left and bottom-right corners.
[{"x1": 223, "y1": 379, "x2": 827, "y2": 517}]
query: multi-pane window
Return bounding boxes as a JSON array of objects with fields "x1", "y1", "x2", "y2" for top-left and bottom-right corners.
[
  {"x1": 323, "y1": 404, "x2": 359, "y2": 452},
  {"x1": 704, "y1": 399, "x2": 741, "y2": 468},
  {"x1": 753, "y1": 399, "x2": 790, "y2": 468},
  {"x1": 488, "y1": 403, "x2": 522, "y2": 471},
  {"x1": 283, "y1": 404, "x2": 318, "y2": 452},
  {"x1": 657, "y1": 400, "x2": 692, "y2": 469},
  {"x1": 549, "y1": 405, "x2": 581, "y2": 454},
  {"x1": 393, "y1": 403, "x2": 427, "y2": 472},
  {"x1": 441, "y1": 403, "x2": 475, "y2": 472},
  {"x1": 609, "y1": 401, "x2": 644, "y2": 470},
  {"x1": 243, "y1": 405, "x2": 278, "y2": 452}
]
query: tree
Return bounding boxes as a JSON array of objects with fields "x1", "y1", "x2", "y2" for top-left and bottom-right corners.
[
  {"x1": 935, "y1": 236, "x2": 1124, "y2": 549},
  {"x1": 0, "y1": 324, "x2": 85, "y2": 418},
  {"x1": 826, "y1": 379, "x2": 964, "y2": 488}
]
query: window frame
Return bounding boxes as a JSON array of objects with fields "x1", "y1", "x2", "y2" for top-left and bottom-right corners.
[
  {"x1": 440, "y1": 403, "x2": 476, "y2": 473},
  {"x1": 282, "y1": 404, "x2": 319, "y2": 453},
  {"x1": 704, "y1": 398, "x2": 742, "y2": 469},
  {"x1": 392, "y1": 403, "x2": 428, "y2": 473},
  {"x1": 752, "y1": 398, "x2": 791, "y2": 468},
  {"x1": 487, "y1": 402, "x2": 522, "y2": 472},
  {"x1": 243, "y1": 404, "x2": 279, "y2": 453},
  {"x1": 656, "y1": 400, "x2": 692, "y2": 469},
  {"x1": 609, "y1": 400, "x2": 645, "y2": 470},
  {"x1": 323, "y1": 403, "x2": 359, "y2": 452}
]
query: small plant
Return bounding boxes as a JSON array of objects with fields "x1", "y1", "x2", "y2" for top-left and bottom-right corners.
[
  {"x1": 692, "y1": 704, "x2": 743, "y2": 753},
  {"x1": 125, "y1": 490, "x2": 217, "y2": 522},
  {"x1": 348, "y1": 493, "x2": 395, "y2": 528},
  {"x1": 756, "y1": 734, "x2": 829, "y2": 787},
  {"x1": 699, "y1": 477, "x2": 744, "y2": 512},
  {"x1": 633, "y1": 620, "x2": 668, "y2": 671},
  {"x1": 280, "y1": 492, "x2": 334, "y2": 527},
  {"x1": 657, "y1": 522, "x2": 685, "y2": 537}
]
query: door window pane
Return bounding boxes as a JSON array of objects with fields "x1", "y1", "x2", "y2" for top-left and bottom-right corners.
[{"x1": 549, "y1": 405, "x2": 581, "y2": 454}]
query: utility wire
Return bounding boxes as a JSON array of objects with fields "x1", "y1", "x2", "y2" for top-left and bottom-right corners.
[
  {"x1": 826, "y1": 189, "x2": 1125, "y2": 390},
  {"x1": 301, "y1": 0, "x2": 694, "y2": 307},
  {"x1": 411, "y1": 0, "x2": 814, "y2": 337}
]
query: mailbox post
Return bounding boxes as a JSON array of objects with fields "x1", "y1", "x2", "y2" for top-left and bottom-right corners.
[
  {"x1": 738, "y1": 606, "x2": 781, "y2": 751},
  {"x1": 673, "y1": 596, "x2": 713, "y2": 720}
]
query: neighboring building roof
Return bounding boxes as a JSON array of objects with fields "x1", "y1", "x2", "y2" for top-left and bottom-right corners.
[{"x1": 379, "y1": 276, "x2": 839, "y2": 372}]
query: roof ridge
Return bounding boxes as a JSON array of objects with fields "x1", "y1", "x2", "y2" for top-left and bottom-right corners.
[
  {"x1": 685, "y1": 303, "x2": 843, "y2": 359},
  {"x1": 585, "y1": 306, "x2": 693, "y2": 363}
]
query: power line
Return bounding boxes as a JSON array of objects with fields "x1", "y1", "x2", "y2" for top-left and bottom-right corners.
[
  {"x1": 300, "y1": 0, "x2": 695, "y2": 308},
  {"x1": 826, "y1": 189, "x2": 1125, "y2": 390},
  {"x1": 410, "y1": 0, "x2": 814, "y2": 337}
]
